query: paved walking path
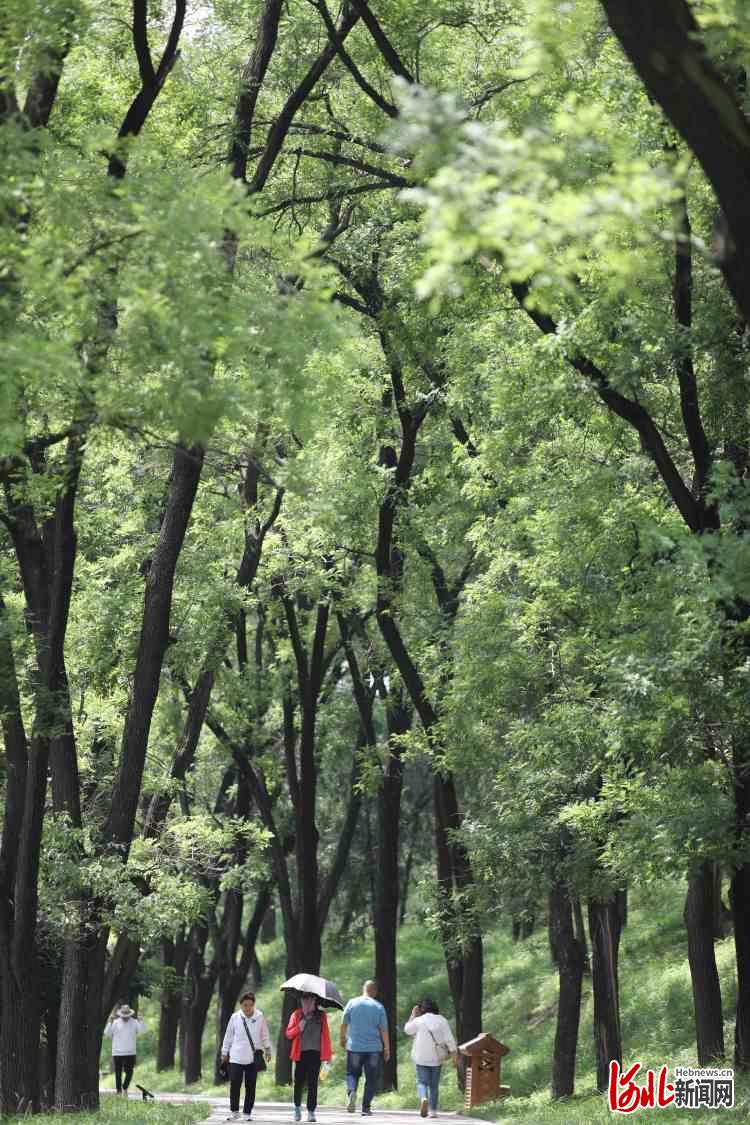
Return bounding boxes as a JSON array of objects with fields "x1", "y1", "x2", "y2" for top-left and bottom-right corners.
[{"x1": 108, "y1": 1093, "x2": 489, "y2": 1125}]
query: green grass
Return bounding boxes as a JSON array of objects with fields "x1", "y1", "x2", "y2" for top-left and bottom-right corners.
[
  {"x1": 114, "y1": 884, "x2": 750, "y2": 1122},
  {"x1": 33, "y1": 1099, "x2": 210, "y2": 1124}
]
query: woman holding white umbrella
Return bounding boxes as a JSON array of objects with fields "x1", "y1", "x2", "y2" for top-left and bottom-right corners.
[{"x1": 281, "y1": 973, "x2": 342, "y2": 1124}]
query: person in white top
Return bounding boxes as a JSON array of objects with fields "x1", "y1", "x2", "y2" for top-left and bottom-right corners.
[
  {"x1": 404, "y1": 999, "x2": 458, "y2": 1119},
  {"x1": 104, "y1": 1004, "x2": 145, "y2": 1095},
  {"x1": 221, "y1": 992, "x2": 273, "y2": 1122}
]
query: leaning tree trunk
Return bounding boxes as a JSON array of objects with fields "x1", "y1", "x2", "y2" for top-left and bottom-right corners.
[
  {"x1": 549, "y1": 881, "x2": 587, "y2": 1099},
  {"x1": 588, "y1": 894, "x2": 623, "y2": 1092},
  {"x1": 684, "y1": 863, "x2": 724, "y2": 1064}
]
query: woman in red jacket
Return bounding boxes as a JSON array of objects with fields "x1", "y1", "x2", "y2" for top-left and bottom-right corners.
[{"x1": 286, "y1": 994, "x2": 333, "y2": 1123}]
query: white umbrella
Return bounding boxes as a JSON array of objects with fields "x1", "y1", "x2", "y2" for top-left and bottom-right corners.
[{"x1": 280, "y1": 973, "x2": 344, "y2": 1009}]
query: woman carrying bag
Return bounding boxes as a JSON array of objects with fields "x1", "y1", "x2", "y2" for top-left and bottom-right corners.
[
  {"x1": 404, "y1": 999, "x2": 458, "y2": 1119},
  {"x1": 221, "y1": 992, "x2": 273, "y2": 1122},
  {"x1": 286, "y1": 993, "x2": 333, "y2": 1123}
]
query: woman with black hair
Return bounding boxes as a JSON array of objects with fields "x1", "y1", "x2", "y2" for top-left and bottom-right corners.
[
  {"x1": 221, "y1": 992, "x2": 273, "y2": 1122},
  {"x1": 404, "y1": 999, "x2": 458, "y2": 1118}
]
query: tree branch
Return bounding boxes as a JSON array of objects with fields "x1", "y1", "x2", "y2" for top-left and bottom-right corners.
[
  {"x1": 349, "y1": 0, "x2": 414, "y2": 82},
  {"x1": 511, "y1": 280, "x2": 710, "y2": 533},
  {"x1": 599, "y1": 0, "x2": 750, "y2": 325},
  {"x1": 249, "y1": 3, "x2": 361, "y2": 193},
  {"x1": 314, "y1": 0, "x2": 398, "y2": 118}
]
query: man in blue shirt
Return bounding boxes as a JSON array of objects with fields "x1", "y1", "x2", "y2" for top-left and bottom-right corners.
[{"x1": 340, "y1": 980, "x2": 390, "y2": 1116}]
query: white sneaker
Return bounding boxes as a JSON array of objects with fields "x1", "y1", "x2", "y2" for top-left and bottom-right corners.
[
  {"x1": 430, "y1": 1114, "x2": 439, "y2": 1119},
  {"x1": 308, "y1": 1114, "x2": 317, "y2": 1122},
  {"x1": 244, "y1": 1116, "x2": 254, "y2": 1122},
  {"x1": 226, "y1": 1115, "x2": 239, "y2": 1122}
]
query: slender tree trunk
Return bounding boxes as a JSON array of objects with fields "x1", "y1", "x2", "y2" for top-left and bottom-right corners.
[
  {"x1": 374, "y1": 697, "x2": 407, "y2": 1093},
  {"x1": 549, "y1": 881, "x2": 586, "y2": 1099},
  {"x1": 261, "y1": 905, "x2": 276, "y2": 943},
  {"x1": 684, "y1": 864, "x2": 724, "y2": 1064},
  {"x1": 588, "y1": 895, "x2": 623, "y2": 1092},
  {"x1": 183, "y1": 987, "x2": 214, "y2": 1086},
  {"x1": 158, "y1": 931, "x2": 187, "y2": 1071},
  {"x1": 183, "y1": 921, "x2": 217, "y2": 1085},
  {"x1": 731, "y1": 763, "x2": 750, "y2": 1068},
  {"x1": 276, "y1": 983, "x2": 298, "y2": 1085}
]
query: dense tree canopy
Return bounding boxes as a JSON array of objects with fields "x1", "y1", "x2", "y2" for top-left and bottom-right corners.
[{"x1": 0, "y1": 0, "x2": 749, "y2": 1115}]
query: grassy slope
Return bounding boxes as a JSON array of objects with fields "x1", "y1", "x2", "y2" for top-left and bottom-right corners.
[{"x1": 117, "y1": 885, "x2": 750, "y2": 1122}]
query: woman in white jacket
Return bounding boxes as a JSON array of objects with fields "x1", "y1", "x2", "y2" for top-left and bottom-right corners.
[
  {"x1": 221, "y1": 992, "x2": 273, "y2": 1122},
  {"x1": 404, "y1": 999, "x2": 457, "y2": 1118},
  {"x1": 104, "y1": 1004, "x2": 145, "y2": 1095}
]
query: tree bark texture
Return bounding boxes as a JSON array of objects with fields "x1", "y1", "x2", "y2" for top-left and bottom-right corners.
[
  {"x1": 588, "y1": 895, "x2": 623, "y2": 1092},
  {"x1": 158, "y1": 931, "x2": 188, "y2": 1071},
  {"x1": 374, "y1": 693, "x2": 409, "y2": 1092},
  {"x1": 549, "y1": 882, "x2": 587, "y2": 1099},
  {"x1": 599, "y1": 0, "x2": 750, "y2": 327},
  {"x1": 684, "y1": 864, "x2": 725, "y2": 1064}
]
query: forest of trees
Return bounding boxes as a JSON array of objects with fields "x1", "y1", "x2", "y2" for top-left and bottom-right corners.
[{"x1": 0, "y1": 0, "x2": 749, "y2": 1115}]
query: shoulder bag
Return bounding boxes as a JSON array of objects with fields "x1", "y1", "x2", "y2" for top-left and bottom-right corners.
[
  {"x1": 242, "y1": 1015, "x2": 267, "y2": 1071},
  {"x1": 428, "y1": 1028, "x2": 452, "y2": 1063}
]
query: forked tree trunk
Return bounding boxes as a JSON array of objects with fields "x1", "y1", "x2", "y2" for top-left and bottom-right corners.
[
  {"x1": 549, "y1": 881, "x2": 587, "y2": 1099},
  {"x1": 588, "y1": 894, "x2": 623, "y2": 1092},
  {"x1": 684, "y1": 863, "x2": 724, "y2": 1064}
]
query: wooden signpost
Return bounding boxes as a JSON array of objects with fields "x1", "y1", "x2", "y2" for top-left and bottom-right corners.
[{"x1": 458, "y1": 1033, "x2": 511, "y2": 1109}]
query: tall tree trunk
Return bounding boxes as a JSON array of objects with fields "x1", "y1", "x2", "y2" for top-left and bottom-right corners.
[
  {"x1": 374, "y1": 695, "x2": 408, "y2": 1092},
  {"x1": 684, "y1": 864, "x2": 724, "y2": 1064},
  {"x1": 434, "y1": 774, "x2": 483, "y2": 1047},
  {"x1": 183, "y1": 919, "x2": 218, "y2": 1085},
  {"x1": 731, "y1": 763, "x2": 750, "y2": 1068},
  {"x1": 183, "y1": 986, "x2": 214, "y2": 1086},
  {"x1": 549, "y1": 881, "x2": 586, "y2": 1099},
  {"x1": 588, "y1": 894, "x2": 623, "y2": 1092},
  {"x1": 158, "y1": 931, "x2": 188, "y2": 1071},
  {"x1": 261, "y1": 904, "x2": 276, "y2": 943},
  {"x1": 276, "y1": 983, "x2": 298, "y2": 1085},
  {"x1": 54, "y1": 927, "x2": 107, "y2": 1110}
]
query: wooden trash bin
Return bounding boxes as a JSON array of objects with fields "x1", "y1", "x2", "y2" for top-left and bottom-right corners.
[{"x1": 458, "y1": 1033, "x2": 510, "y2": 1109}]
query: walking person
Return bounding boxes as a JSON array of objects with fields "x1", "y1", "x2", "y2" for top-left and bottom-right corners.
[
  {"x1": 286, "y1": 992, "x2": 333, "y2": 1123},
  {"x1": 340, "y1": 980, "x2": 390, "y2": 1116},
  {"x1": 104, "y1": 1004, "x2": 145, "y2": 1096},
  {"x1": 404, "y1": 999, "x2": 457, "y2": 1119},
  {"x1": 221, "y1": 992, "x2": 273, "y2": 1122}
]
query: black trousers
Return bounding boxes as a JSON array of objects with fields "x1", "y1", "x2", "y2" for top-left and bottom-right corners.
[
  {"x1": 114, "y1": 1055, "x2": 135, "y2": 1092},
  {"x1": 230, "y1": 1061, "x2": 258, "y2": 1114},
  {"x1": 294, "y1": 1050, "x2": 321, "y2": 1110}
]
